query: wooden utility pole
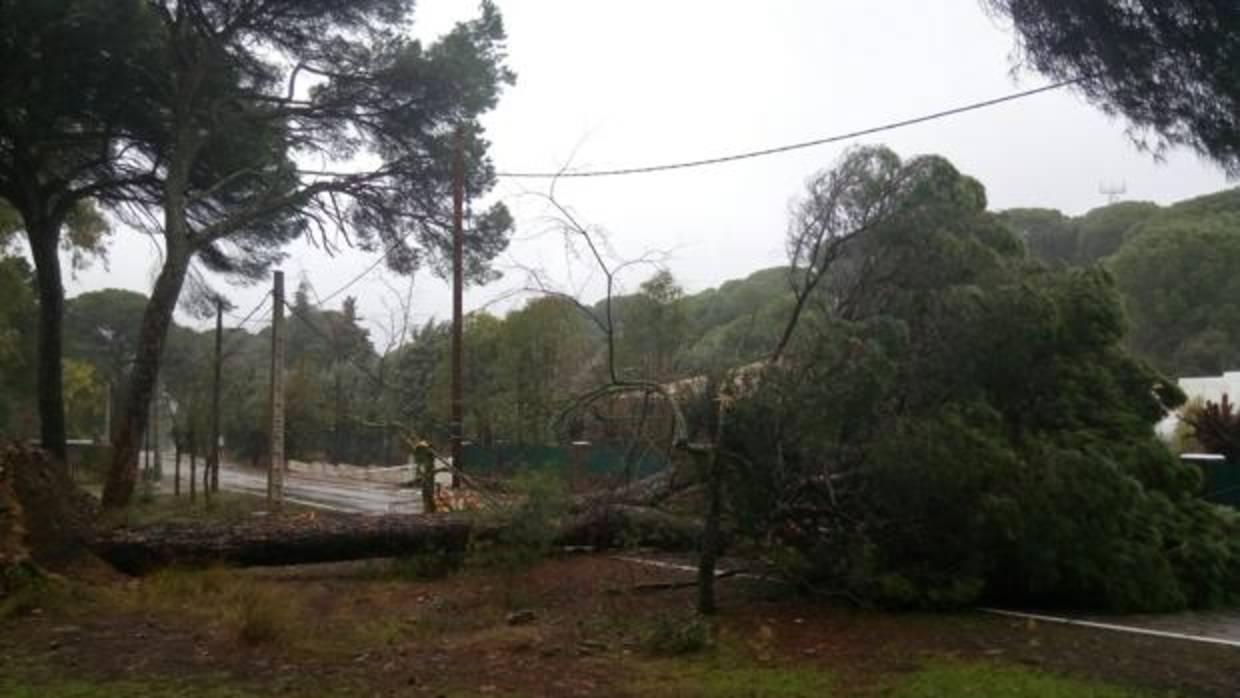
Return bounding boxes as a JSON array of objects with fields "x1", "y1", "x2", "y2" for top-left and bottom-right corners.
[
  {"x1": 268, "y1": 271, "x2": 286, "y2": 509},
  {"x1": 450, "y1": 126, "x2": 465, "y2": 488},
  {"x1": 103, "y1": 381, "x2": 111, "y2": 443},
  {"x1": 208, "y1": 298, "x2": 223, "y2": 498},
  {"x1": 189, "y1": 445, "x2": 197, "y2": 503}
]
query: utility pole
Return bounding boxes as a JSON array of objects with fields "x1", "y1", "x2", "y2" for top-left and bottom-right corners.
[
  {"x1": 152, "y1": 380, "x2": 162, "y2": 480},
  {"x1": 102, "y1": 381, "x2": 111, "y2": 444},
  {"x1": 209, "y1": 297, "x2": 223, "y2": 499},
  {"x1": 142, "y1": 416, "x2": 150, "y2": 479},
  {"x1": 268, "y1": 271, "x2": 286, "y2": 509},
  {"x1": 450, "y1": 125, "x2": 465, "y2": 489}
]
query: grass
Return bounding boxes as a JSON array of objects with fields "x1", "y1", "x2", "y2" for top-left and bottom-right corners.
[
  {"x1": 0, "y1": 660, "x2": 1165, "y2": 698},
  {"x1": 641, "y1": 611, "x2": 715, "y2": 656},
  {"x1": 95, "y1": 566, "x2": 411, "y2": 655},
  {"x1": 885, "y1": 661, "x2": 1174, "y2": 698},
  {"x1": 99, "y1": 567, "x2": 298, "y2": 649},
  {"x1": 633, "y1": 661, "x2": 833, "y2": 698},
  {"x1": 226, "y1": 584, "x2": 296, "y2": 646},
  {"x1": 0, "y1": 663, "x2": 278, "y2": 698},
  {"x1": 0, "y1": 569, "x2": 83, "y2": 621},
  {"x1": 388, "y1": 550, "x2": 464, "y2": 581},
  {"x1": 123, "y1": 491, "x2": 310, "y2": 526},
  {"x1": 3, "y1": 555, "x2": 1208, "y2": 698},
  {"x1": 631, "y1": 659, "x2": 1169, "y2": 698}
]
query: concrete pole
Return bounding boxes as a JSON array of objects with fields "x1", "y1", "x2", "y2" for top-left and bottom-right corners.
[{"x1": 209, "y1": 298, "x2": 223, "y2": 497}]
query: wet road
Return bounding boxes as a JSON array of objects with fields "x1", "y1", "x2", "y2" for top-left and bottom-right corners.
[{"x1": 162, "y1": 460, "x2": 420, "y2": 514}]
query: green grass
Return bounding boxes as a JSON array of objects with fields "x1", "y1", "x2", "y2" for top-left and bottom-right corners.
[
  {"x1": 0, "y1": 672, "x2": 275, "y2": 698},
  {"x1": 124, "y1": 491, "x2": 310, "y2": 526},
  {"x1": 633, "y1": 664, "x2": 833, "y2": 698},
  {"x1": 887, "y1": 661, "x2": 1173, "y2": 698},
  {"x1": 0, "y1": 570, "x2": 83, "y2": 621},
  {"x1": 641, "y1": 612, "x2": 715, "y2": 656},
  {"x1": 387, "y1": 551, "x2": 464, "y2": 581},
  {"x1": 98, "y1": 567, "x2": 300, "y2": 649}
]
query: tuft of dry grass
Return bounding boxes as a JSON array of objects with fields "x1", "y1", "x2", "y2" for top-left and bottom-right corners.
[
  {"x1": 99, "y1": 567, "x2": 297, "y2": 649},
  {"x1": 227, "y1": 585, "x2": 294, "y2": 647}
]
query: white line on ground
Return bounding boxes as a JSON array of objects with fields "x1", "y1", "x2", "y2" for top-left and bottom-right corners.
[
  {"x1": 611, "y1": 555, "x2": 767, "y2": 581},
  {"x1": 979, "y1": 608, "x2": 1240, "y2": 649}
]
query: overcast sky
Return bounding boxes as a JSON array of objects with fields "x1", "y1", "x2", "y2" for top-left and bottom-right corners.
[{"x1": 63, "y1": 0, "x2": 1233, "y2": 345}]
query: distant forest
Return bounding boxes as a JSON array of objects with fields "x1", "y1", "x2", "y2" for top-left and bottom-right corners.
[{"x1": 3, "y1": 187, "x2": 1238, "y2": 463}]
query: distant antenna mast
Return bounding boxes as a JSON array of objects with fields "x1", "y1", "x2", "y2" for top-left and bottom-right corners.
[{"x1": 1099, "y1": 181, "x2": 1127, "y2": 204}]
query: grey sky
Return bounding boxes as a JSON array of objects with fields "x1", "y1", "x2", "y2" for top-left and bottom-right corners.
[{"x1": 63, "y1": 0, "x2": 1232, "y2": 344}]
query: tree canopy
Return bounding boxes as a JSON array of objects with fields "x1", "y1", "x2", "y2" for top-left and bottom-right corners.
[
  {"x1": 999, "y1": 200, "x2": 1160, "y2": 267},
  {"x1": 97, "y1": 0, "x2": 518, "y2": 508},
  {"x1": 987, "y1": 0, "x2": 1240, "y2": 173},
  {"x1": 718, "y1": 145, "x2": 1236, "y2": 611},
  {"x1": 0, "y1": 0, "x2": 161, "y2": 458},
  {"x1": 1110, "y1": 189, "x2": 1240, "y2": 376}
]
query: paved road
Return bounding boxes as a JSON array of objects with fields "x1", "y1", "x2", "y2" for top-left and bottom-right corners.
[
  {"x1": 1080, "y1": 609, "x2": 1240, "y2": 644},
  {"x1": 984, "y1": 607, "x2": 1240, "y2": 647},
  {"x1": 163, "y1": 460, "x2": 420, "y2": 514}
]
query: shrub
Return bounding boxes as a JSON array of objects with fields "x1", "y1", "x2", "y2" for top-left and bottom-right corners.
[
  {"x1": 469, "y1": 469, "x2": 570, "y2": 572},
  {"x1": 641, "y1": 611, "x2": 713, "y2": 656},
  {"x1": 227, "y1": 585, "x2": 293, "y2": 647},
  {"x1": 390, "y1": 551, "x2": 463, "y2": 581}
]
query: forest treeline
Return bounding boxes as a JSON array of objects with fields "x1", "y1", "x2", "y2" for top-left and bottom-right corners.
[{"x1": 2, "y1": 186, "x2": 1237, "y2": 466}]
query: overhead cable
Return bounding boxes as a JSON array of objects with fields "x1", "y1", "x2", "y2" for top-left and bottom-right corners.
[{"x1": 496, "y1": 79, "x2": 1084, "y2": 179}]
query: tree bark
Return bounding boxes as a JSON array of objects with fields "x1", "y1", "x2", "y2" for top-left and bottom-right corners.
[
  {"x1": 26, "y1": 218, "x2": 68, "y2": 463},
  {"x1": 92, "y1": 504, "x2": 704, "y2": 576},
  {"x1": 102, "y1": 246, "x2": 192, "y2": 510},
  {"x1": 697, "y1": 450, "x2": 722, "y2": 615}
]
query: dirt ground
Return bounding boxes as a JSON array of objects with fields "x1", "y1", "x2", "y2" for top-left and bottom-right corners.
[{"x1": 2, "y1": 554, "x2": 1239, "y2": 697}]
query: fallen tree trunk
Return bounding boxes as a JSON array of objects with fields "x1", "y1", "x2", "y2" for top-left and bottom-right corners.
[{"x1": 93, "y1": 504, "x2": 705, "y2": 575}]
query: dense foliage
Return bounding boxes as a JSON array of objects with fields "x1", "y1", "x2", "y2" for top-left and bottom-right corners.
[
  {"x1": 997, "y1": 189, "x2": 1240, "y2": 379},
  {"x1": 1110, "y1": 190, "x2": 1240, "y2": 376},
  {"x1": 720, "y1": 147, "x2": 1239, "y2": 611},
  {"x1": 988, "y1": 0, "x2": 1240, "y2": 174},
  {"x1": 999, "y1": 201, "x2": 1159, "y2": 268}
]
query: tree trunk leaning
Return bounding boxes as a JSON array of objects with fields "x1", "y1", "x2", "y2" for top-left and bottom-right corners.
[{"x1": 103, "y1": 248, "x2": 192, "y2": 510}]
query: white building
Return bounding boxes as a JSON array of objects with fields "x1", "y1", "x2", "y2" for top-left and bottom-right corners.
[{"x1": 1155, "y1": 371, "x2": 1240, "y2": 441}]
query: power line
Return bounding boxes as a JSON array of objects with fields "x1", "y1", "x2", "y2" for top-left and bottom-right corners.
[
  {"x1": 287, "y1": 81, "x2": 1085, "y2": 341},
  {"x1": 281, "y1": 299, "x2": 424, "y2": 406},
  {"x1": 227, "y1": 292, "x2": 270, "y2": 327},
  {"x1": 496, "y1": 79, "x2": 1084, "y2": 179},
  {"x1": 220, "y1": 294, "x2": 271, "y2": 356},
  {"x1": 316, "y1": 233, "x2": 416, "y2": 307}
]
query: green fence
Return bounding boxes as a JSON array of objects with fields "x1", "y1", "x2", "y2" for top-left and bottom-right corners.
[
  {"x1": 461, "y1": 443, "x2": 668, "y2": 481},
  {"x1": 1182, "y1": 455, "x2": 1240, "y2": 509}
]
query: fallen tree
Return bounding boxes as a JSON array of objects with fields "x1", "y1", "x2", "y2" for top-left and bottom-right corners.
[
  {"x1": 92, "y1": 503, "x2": 704, "y2": 576},
  {"x1": 1, "y1": 445, "x2": 98, "y2": 588},
  {"x1": 0, "y1": 442, "x2": 708, "y2": 578}
]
